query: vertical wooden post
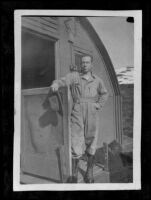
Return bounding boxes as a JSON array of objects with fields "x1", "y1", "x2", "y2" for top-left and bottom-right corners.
[{"x1": 103, "y1": 142, "x2": 109, "y2": 171}]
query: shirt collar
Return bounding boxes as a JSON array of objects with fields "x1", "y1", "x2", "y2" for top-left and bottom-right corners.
[{"x1": 80, "y1": 71, "x2": 96, "y2": 82}]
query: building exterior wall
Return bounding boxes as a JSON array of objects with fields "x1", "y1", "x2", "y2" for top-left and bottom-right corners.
[
  {"x1": 57, "y1": 17, "x2": 116, "y2": 146},
  {"x1": 21, "y1": 16, "x2": 122, "y2": 182}
]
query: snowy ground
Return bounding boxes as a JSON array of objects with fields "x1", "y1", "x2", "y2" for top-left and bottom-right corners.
[{"x1": 115, "y1": 66, "x2": 134, "y2": 85}]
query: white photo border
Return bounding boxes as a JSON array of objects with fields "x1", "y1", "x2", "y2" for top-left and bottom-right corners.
[{"x1": 14, "y1": 10, "x2": 142, "y2": 191}]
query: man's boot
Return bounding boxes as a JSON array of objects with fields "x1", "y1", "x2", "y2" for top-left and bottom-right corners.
[
  {"x1": 72, "y1": 158, "x2": 79, "y2": 183},
  {"x1": 84, "y1": 154, "x2": 94, "y2": 183},
  {"x1": 67, "y1": 158, "x2": 79, "y2": 183}
]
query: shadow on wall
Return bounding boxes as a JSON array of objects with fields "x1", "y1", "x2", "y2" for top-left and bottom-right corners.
[
  {"x1": 26, "y1": 90, "x2": 63, "y2": 154},
  {"x1": 39, "y1": 90, "x2": 63, "y2": 128},
  {"x1": 39, "y1": 109, "x2": 58, "y2": 128}
]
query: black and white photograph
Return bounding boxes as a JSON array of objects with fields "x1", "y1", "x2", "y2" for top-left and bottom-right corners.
[{"x1": 13, "y1": 10, "x2": 142, "y2": 191}]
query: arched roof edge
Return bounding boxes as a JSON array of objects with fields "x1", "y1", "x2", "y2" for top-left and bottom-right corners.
[{"x1": 78, "y1": 17, "x2": 121, "y2": 95}]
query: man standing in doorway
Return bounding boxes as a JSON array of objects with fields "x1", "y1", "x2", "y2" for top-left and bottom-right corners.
[{"x1": 50, "y1": 55, "x2": 109, "y2": 183}]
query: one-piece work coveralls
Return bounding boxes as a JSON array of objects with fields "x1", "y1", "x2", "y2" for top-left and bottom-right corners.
[{"x1": 53, "y1": 71, "x2": 109, "y2": 159}]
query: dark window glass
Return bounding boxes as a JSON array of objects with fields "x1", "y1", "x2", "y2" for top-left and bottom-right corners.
[
  {"x1": 21, "y1": 30, "x2": 55, "y2": 89},
  {"x1": 75, "y1": 53, "x2": 83, "y2": 72}
]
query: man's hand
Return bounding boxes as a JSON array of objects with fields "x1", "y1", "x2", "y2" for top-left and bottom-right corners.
[
  {"x1": 51, "y1": 83, "x2": 59, "y2": 92},
  {"x1": 94, "y1": 103, "x2": 101, "y2": 110}
]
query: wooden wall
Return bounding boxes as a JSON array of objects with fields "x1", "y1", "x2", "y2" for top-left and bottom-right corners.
[
  {"x1": 22, "y1": 16, "x2": 122, "y2": 148},
  {"x1": 22, "y1": 16, "x2": 59, "y2": 38},
  {"x1": 21, "y1": 16, "x2": 123, "y2": 182},
  {"x1": 58, "y1": 17, "x2": 118, "y2": 147}
]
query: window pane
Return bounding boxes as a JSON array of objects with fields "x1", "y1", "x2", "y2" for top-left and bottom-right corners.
[
  {"x1": 21, "y1": 30, "x2": 55, "y2": 89},
  {"x1": 75, "y1": 54, "x2": 82, "y2": 72}
]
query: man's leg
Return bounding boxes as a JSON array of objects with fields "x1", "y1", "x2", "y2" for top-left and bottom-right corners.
[
  {"x1": 71, "y1": 158, "x2": 79, "y2": 183},
  {"x1": 69, "y1": 106, "x2": 85, "y2": 183},
  {"x1": 70, "y1": 133, "x2": 85, "y2": 183},
  {"x1": 84, "y1": 153, "x2": 95, "y2": 183},
  {"x1": 84, "y1": 104, "x2": 100, "y2": 183}
]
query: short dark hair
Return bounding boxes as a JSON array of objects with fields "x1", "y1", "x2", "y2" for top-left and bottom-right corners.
[{"x1": 81, "y1": 54, "x2": 93, "y2": 62}]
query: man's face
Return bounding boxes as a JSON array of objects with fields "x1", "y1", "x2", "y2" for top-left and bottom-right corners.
[{"x1": 81, "y1": 56, "x2": 93, "y2": 74}]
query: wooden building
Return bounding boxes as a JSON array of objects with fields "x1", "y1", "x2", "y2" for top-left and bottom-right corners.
[{"x1": 21, "y1": 16, "x2": 123, "y2": 183}]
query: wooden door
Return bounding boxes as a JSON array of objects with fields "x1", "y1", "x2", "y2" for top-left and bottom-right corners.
[{"x1": 21, "y1": 28, "x2": 70, "y2": 183}]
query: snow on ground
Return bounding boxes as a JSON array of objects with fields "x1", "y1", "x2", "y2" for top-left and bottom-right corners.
[{"x1": 115, "y1": 66, "x2": 134, "y2": 84}]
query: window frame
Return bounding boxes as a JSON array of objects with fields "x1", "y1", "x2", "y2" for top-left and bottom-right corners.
[
  {"x1": 71, "y1": 45, "x2": 93, "y2": 72},
  {"x1": 21, "y1": 27, "x2": 60, "y2": 94}
]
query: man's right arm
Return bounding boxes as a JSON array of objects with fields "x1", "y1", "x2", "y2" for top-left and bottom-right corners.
[
  {"x1": 50, "y1": 72, "x2": 76, "y2": 92},
  {"x1": 51, "y1": 77, "x2": 67, "y2": 92}
]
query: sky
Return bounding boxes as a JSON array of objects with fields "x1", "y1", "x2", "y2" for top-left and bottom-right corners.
[{"x1": 88, "y1": 17, "x2": 134, "y2": 69}]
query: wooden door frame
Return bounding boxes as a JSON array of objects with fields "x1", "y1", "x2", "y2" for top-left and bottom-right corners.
[
  {"x1": 22, "y1": 26, "x2": 60, "y2": 80},
  {"x1": 20, "y1": 27, "x2": 71, "y2": 182}
]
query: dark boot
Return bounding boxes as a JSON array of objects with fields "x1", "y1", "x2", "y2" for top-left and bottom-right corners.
[
  {"x1": 67, "y1": 158, "x2": 79, "y2": 183},
  {"x1": 84, "y1": 155, "x2": 94, "y2": 183}
]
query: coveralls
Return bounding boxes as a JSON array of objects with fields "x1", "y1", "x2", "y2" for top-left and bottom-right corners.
[{"x1": 52, "y1": 71, "x2": 109, "y2": 159}]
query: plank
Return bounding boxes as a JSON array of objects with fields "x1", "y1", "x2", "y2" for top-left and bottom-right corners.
[{"x1": 22, "y1": 18, "x2": 59, "y2": 36}]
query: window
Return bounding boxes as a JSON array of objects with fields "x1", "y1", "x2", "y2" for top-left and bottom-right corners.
[
  {"x1": 73, "y1": 45, "x2": 92, "y2": 73},
  {"x1": 75, "y1": 53, "x2": 83, "y2": 73},
  {"x1": 21, "y1": 29, "x2": 55, "y2": 89}
]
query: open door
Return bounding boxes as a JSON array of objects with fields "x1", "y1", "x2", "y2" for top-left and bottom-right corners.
[{"x1": 21, "y1": 28, "x2": 70, "y2": 183}]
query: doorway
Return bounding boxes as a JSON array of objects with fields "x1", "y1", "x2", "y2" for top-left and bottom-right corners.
[{"x1": 21, "y1": 28, "x2": 65, "y2": 183}]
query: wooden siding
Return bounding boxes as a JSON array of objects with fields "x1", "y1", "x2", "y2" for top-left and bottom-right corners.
[
  {"x1": 22, "y1": 16, "x2": 59, "y2": 39},
  {"x1": 20, "y1": 16, "x2": 123, "y2": 183}
]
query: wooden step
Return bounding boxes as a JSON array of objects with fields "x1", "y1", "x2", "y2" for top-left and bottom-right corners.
[{"x1": 78, "y1": 160, "x2": 110, "y2": 183}]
